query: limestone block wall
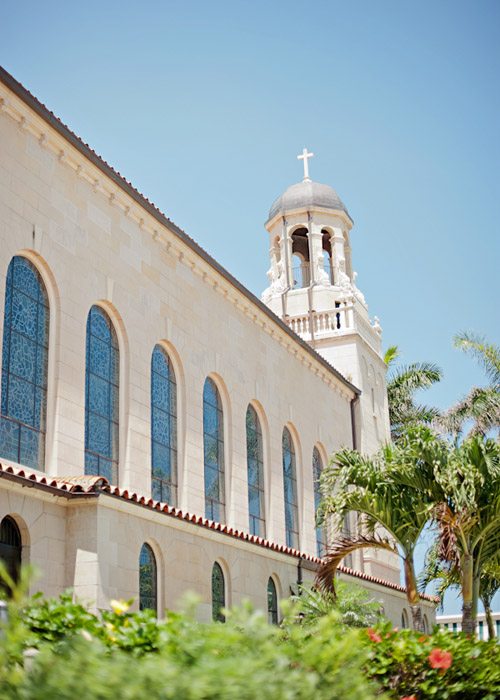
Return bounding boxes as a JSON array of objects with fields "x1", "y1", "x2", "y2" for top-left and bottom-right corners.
[{"x1": 0, "y1": 82, "x2": 357, "y2": 561}]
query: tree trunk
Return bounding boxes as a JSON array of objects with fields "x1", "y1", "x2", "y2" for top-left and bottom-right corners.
[
  {"x1": 410, "y1": 604, "x2": 424, "y2": 633},
  {"x1": 403, "y1": 558, "x2": 424, "y2": 633},
  {"x1": 461, "y1": 600, "x2": 476, "y2": 636},
  {"x1": 484, "y1": 601, "x2": 495, "y2": 640}
]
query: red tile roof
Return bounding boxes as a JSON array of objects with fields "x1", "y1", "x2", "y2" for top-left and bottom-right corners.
[{"x1": 0, "y1": 462, "x2": 439, "y2": 602}]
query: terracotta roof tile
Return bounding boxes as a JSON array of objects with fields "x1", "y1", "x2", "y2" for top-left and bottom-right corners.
[{"x1": 0, "y1": 461, "x2": 439, "y2": 603}]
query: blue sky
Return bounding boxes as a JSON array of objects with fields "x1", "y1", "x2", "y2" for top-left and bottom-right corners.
[{"x1": 2, "y1": 0, "x2": 500, "y2": 615}]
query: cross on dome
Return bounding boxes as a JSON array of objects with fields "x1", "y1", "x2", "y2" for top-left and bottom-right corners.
[{"x1": 297, "y1": 148, "x2": 314, "y2": 182}]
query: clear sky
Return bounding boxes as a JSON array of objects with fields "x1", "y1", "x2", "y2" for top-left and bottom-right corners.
[{"x1": 2, "y1": 0, "x2": 500, "y2": 616}]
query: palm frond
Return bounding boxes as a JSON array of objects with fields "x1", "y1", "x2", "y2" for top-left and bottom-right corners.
[
  {"x1": 316, "y1": 534, "x2": 397, "y2": 593},
  {"x1": 453, "y1": 331, "x2": 500, "y2": 388}
]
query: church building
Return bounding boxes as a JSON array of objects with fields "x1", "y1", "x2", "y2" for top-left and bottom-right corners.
[{"x1": 0, "y1": 67, "x2": 435, "y2": 627}]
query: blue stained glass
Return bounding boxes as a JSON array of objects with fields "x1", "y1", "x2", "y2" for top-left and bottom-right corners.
[
  {"x1": 2, "y1": 328, "x2": 10, "y2": 369},
  {"x1": 9, "y1": 331, "x2": 36, "y2": 383},
  {"x1": 34, "y1": 388, "x2": 46, "y2": 430},
  {"x1": 282, "y1": 427, "x2": 298, "y2": 547},
  {"x1": 37, "y1": 307, "x2": 49, "y2": 346},
  {"x1": 85, "y1": 306, "x2": 119, "y2": 483},
  {"x1": 203, "y1": 378, "x2": 225, "y2": 522},
  {"x1": 151, "y1": 345, "x2": 177, "y2": 506},
  {"x1": 89, "y1": 336, "x2": 110, "y2": 380},
  {"x1": 36, "y1": 343, "x2": 48, "y2": 386},
  {"x1": 151, "y1": 479, "x2": 162, "y2": 501},
  {"x1": 20, "y1": 426, "x2": 41, "y2": 470},
  {"x1": 152, "y1": 442, "x2": 171, "y2": 479},
  {"x1": 10, "y1": 290, "x2": 38, "y2": 341},
  {"x1": 248, "y1": 485, "x2": 260, "y2": 516},
  {"x1": 88, "y1": 374, "x2": 110, "y2": 417},
  {"x1": 204, "y1": 434, "x2": 219, "y2": 469},
  {"x1": 212, "y1": 562, "x2": 225, "y2": 622},
  {"x1": 139, "y1": 543, "x2": 157, "y2": 612},
  {"x1": 0, "y1": 416, "x2": 19, "y2": 462},
  {"x1": 13, "y1": 258, "x2": 40, "y2": 301},
  {"x1": 87, "y1": 412, "x2": 110, "y2": 457},
  {"x1": 89, "y1": 307, "x2": 112, "y2": 343},
  {"x1": 7, "y1": 375, "x2": 35, "y2": 425},
  {"x1": 1, "y1": 370, "x2": 7, "y2": 415}
]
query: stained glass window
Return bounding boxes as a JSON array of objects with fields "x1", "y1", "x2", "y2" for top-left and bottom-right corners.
[
  {"x1": 139, "y1": 543, "x2": 157, "y2": 612},
  {"x1": 313, "y1": 447, "x2": 327, "y2": 557},
  {"x1": 84, "y1": 306, "x2": 119, "y2": 484},
  {"x1": 0, "y1": 256, "x2": 49, "y2": 470},
  {"x1": 0, "y1": 515, "x2": 22, "y2": 595},
  {"x1": 203, "y1": 378, "x2": 225, "y2": 522},
  {"x1": 151, "y1": 345, "x2": 177, "y2": 505},
  {"x1": 282, "y1": 427, "x2": 299, "y2": 549},
  {"x1": 267, "y1": 577, "x2": 278, "y2": 624},
  {"x1": 212, "y1": 561, "x2": 225, "y2": 622},
  {"x1": 246, "y1": 405, "x2": 265, "y2": 537}
]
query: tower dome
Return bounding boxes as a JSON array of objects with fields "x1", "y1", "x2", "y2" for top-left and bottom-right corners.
[{"x1": 268, "y1": 180, "x2": 351, "y2": 222}]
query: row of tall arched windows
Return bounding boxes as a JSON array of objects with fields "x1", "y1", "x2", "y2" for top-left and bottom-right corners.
[
  {"x1": 138, "y1": 542, "x2": 279, "y2": 624},
  {"x1": 0, "y1": 255, "x2": 327, "y2": 556}
]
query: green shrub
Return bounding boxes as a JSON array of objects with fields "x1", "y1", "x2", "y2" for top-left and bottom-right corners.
[
  {"x1": 0, "y1": 597, "x2": 381, "y2": 700},
  {"x1": 360, "y1": 620, "x2": 500, "y2": 699}
]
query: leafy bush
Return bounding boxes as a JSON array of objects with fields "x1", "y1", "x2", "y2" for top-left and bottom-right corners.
[
  {"x1": 0, "y1": 596, "x2": 381, "y2": 700},
  {"x1": 360, "y1": 620, "x2": 500, "y2": 699},
  {"x1": 289, "y1": 581, "x2": 384, "y2": 628}
]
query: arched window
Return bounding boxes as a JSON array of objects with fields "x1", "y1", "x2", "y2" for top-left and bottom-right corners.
[
  {"x1": 84, "y1": 306, "x2": 119, "y2": 484},
  {"x1": 203, "y1": 378, "x2": 225, "y2": 522},
  {"x1": 246, "y1": 405, "x2": 265, "y2": 537},
  {"x1": 0, "y1": 516, "x2": 21, "y2": 593},
  {"x1": 313, "y1": 447, "x2": 327, "y2": 557},
  {"x1": 151, "y1": 345, "x2": 177, "y2": 505},
  {"x1": 282, "y1": 427, "x2": 299, "y2": 549},
  {"x1": 139, "y1": 543, "x2": 157, "y2": 612},
  {"x1": 267, "y1": 577, "x2": 278, "y2": 624},
  {"x1": 0, "y1": 256, "x2": 49, "y2": 470},
  {"x1": 401, "y1": 609, "x2": 409, "y2": 629},
  {"x1": 212, "y1": 561, "x2": 225, "y2": 622}
]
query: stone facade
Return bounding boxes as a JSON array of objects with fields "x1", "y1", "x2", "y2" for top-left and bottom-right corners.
[{"x1": 0, "y1": 67, "x2": 436, "y2": 626}]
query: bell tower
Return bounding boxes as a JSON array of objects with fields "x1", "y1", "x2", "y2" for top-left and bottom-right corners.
[
  {"x1": 262, "y1": 150, "x2": 391, "y2": 457},
  {"x1": 262, "y1": 150, "x2": 397, "y2": 582}
]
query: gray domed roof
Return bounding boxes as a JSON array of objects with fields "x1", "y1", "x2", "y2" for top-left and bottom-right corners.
[{"x1": 268, "y1": 180, "x2": 351, "y2": 221}]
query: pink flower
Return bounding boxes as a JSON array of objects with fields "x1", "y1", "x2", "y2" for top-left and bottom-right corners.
[
  {"x1": 366, "y1": 628, "x2": 382, "y2": 643},
  {"x1": 400, "y1": 696, "x2": 417, "y2": 700},
  {"x1": 428, "y1": 647, "x2": 452, "y2": 670}
]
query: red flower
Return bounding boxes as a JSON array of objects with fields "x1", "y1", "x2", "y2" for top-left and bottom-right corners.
[
  {"x1": 428, "y1": 647, "x2": 452, "y2": 670},
  {"x1": 366, "y1": 628, "x2": 382, "y2": 643},
  {"x1": 400, "y1": 696, "x2": 417, "y2": 700},
  {"x1": 418, "y1": 636, "x2": 428, "y2": 642}
]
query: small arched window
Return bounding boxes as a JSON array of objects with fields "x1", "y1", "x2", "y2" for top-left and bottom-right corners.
[
  {"x1": 151, "y1": 345, "x2": 177, "y2": 505},
  {"x1": 212, "y1": 561, "x2": 225, "y2": 622},
  {"x1": 139, "y1": 543, "x2": 157, "y2": 612},
  {"x1": 246, "y1": 405, "x2": 265, "y2": 537},
  {"x1": 282, "y1": 427, "x2": 299, "y2": 549},
  {"x1": 203, "y1": 378, "x2": 225, "y2": 522},
  {"x1": 401, "y1": 609, "x2": 409, "y2": 629},
  {"x1": 0, "y1": 256, "x2": 49, "y2": 470},
  {"x1": 267, "y1": 577, "x2": 278, "y2": 624},
  {"x1": 0, "y1": 515, "x2": 22, "y2": 594},
  {"x1": 84, "y1": 306, "x2": 119, "y2": 484},
  {"x1": 313, "y1": 447, "x2": 327, "y2": 557}
]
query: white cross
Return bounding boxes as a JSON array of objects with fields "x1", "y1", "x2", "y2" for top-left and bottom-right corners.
[{"x1": 297, "y1": 147, "x2": 314, "y2": 181}]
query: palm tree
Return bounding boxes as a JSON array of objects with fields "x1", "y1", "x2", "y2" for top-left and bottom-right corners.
[
  {"x1": 384, "y1": 346, "x2": 443, "y2": 441},
  {"x1": 316, "y1": 430, "x2": 439, "y2": 632},
  {"x1": 402, "y1": 433, "x2": 500, "y2": 635},
  {"x1": 445, "y1": 332, "x2": 500, "y2": 438}
]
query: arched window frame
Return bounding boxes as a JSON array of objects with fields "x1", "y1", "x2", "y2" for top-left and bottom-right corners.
[
  {"x1": 203, "y1": 378, "x2": 225, "y2": 522},
  {"x1": 267, "y1": 576, "x2": 279, "y2": 624},
  {"x1": 84, "y1": 305, "x2": 119, "y2": 484},
  {"x1": 282, "y1": 427, "x2": 299, "y2": 549},
  {"x1": 211, "y1": 561, "x2": 225, "y2": 623},
  {"x1": 151, "y1": 344, "x2": 178, "y2": 505},
  {"x1": 313, "y1": 447, "x2": 327, "y2": 557},
  {"x1": 246, "y1": 404, "x2": 265, "y2": 538},
  {"x1": 0, "y1": 256, "x2": 50, "y2": 471},
  {"x1": 139, "y1": 542, "x2": 157, "y2": 613}
]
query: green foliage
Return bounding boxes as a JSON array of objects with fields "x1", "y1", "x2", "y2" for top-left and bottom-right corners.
[
  {"x1": 0, "y1": 594, "x2": 381, "y2": 700},
  {"x1": 289, "y1": 581, "x2": 384, "y2": 629},
  {"x1": 361, "y1": 621, "x2": 500, "y2": 700}
]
